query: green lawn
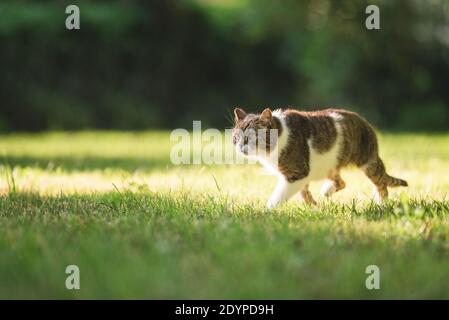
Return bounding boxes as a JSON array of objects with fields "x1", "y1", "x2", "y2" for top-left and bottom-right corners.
[{"x1": 0, "y1": 131, "x2": 448, "y2": 299}]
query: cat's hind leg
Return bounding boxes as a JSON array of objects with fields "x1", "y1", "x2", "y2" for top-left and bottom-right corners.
[
  {"x1": 301, "y1": 183, "x2": 317, "y2": 205},
  {"x1": 267, "y1": 178, "x2": 306, "y2": 209},
  {"x1": 320, "y1": 170, "x2": 346, "y2": 198},
  {"x1": 362, "y1": 157, "x2": 407, "y2": 203}
]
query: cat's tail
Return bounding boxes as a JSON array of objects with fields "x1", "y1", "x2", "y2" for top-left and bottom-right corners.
[
  {"x1": 363, "y1": 157, "x2": 408, "y2": 188},
  {"x1": 384, "y1": 174, "x2": 408, "y2": 187}
]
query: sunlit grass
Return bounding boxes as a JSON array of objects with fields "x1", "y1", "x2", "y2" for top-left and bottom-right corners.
[
  {"x1": 0, "y1": 131, "x2": 448, "y2": 298},
  {"x1": 0, "y1": 131, "x2": 447, "y2": 200}
]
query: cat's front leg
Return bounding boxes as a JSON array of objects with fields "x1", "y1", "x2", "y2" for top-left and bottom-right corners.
[{"x1": 267, "y1": 178, "x2": 306, "y2": 209}]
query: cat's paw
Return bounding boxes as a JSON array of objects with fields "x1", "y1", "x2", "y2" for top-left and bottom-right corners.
[{"x1": 320, "y1": 180, "x2": 336, "y2": 197}]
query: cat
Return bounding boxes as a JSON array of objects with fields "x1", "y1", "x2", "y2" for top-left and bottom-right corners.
[{"x1": 232, "y1": 107, "x2": 408, "y2": 208}]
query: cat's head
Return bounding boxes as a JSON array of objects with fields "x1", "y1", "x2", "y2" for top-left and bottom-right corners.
[{"x1": 232, "y1": 107, "x2": 280, "y2": 157}]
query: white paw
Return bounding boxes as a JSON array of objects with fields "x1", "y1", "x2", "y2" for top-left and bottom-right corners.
[{"x1": 320, "y1": 180, "x2": 336, "y2": 197}]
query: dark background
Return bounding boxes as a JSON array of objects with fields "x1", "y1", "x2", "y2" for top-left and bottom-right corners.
[{"x1": 1, "y1": 0, "x2": 448, "y2": 132}]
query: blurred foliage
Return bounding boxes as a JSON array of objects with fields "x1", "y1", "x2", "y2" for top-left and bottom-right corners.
[{"x1": 1, "y1": 0, "x2": 449, "y2": 131}]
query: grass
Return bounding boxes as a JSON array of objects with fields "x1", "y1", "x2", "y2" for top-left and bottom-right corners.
[{"x1": 0, "y1": 131, "x2": 448, "y2": 299}]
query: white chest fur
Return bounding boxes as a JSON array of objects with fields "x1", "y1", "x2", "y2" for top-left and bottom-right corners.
[{"x1": 257, "y1": 111, "x2": 289, "y2": 177}]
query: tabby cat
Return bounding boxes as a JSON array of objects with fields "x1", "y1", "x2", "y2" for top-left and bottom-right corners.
[{"x1": 232, "y1": 107, "x2": 407, "y2": 208}]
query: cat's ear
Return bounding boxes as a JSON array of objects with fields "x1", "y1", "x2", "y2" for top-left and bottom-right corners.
[
  {"x1": 234, "y1": 107, "x2": 247, "y2": 122},
  {"x1": 260, "y1": 108, "x2": 272, "y2": 123}
]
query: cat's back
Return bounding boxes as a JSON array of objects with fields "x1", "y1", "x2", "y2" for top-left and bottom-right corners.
[
  {"x1": 298, "y1": 107, "x2": 379, "y2": 167},
  {"x1": 282, "y1": 108, "x2": 344, "y2": 153},
  {"x1": 282, "y1": 107, "x2": 373, "y2": 135},
  {"x1": 280, "y1": 107, "x2": 378, "y2": 168}
]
